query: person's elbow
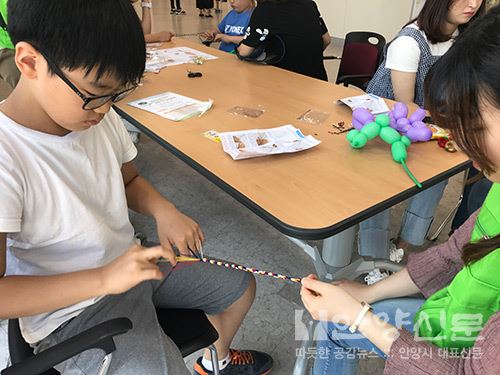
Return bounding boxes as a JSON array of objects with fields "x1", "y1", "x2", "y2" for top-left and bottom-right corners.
[{"x1": 236, "y1": 43, "x2": 255, "y2": 57}]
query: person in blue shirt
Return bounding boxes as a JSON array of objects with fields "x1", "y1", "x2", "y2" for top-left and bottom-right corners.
[{"x1": 202, "y1": 0, "x2": 255, "y2": 53}]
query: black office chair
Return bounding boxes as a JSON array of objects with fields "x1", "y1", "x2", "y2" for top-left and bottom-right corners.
[
  {"x1": 2, "y1": 308, "x2": 220, "y2": 375},
  {"x1": 324, "y1": 31, "x2": 386, "y2": 90}
]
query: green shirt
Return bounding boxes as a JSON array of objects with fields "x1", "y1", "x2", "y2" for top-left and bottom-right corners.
[
  {"x1": 414, "y1": 183, "x2": 500, "y2": 349},
  {"x1": 0, "y1": 0, "x2": 14, "y2": 49}
]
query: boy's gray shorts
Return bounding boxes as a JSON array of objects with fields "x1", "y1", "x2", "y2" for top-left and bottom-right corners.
[{"x1": 33, "y1": 261, "x2": 252, "y2": 374}]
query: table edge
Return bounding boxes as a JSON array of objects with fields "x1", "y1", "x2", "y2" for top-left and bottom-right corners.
[{"x1": 115, "y1": 107, "x2": 471, "y2": 241}]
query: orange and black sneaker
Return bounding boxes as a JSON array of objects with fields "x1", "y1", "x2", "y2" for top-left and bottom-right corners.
[{"x1": 194, "y1": 349, "x2": 273, "y2": 375}]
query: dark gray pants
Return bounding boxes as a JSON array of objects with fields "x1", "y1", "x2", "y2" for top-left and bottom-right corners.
[{"x1": 34, "y1": 261, "x2": 251, "y2": 374}]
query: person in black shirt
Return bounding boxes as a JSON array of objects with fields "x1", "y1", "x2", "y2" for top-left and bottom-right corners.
[{"x1": 236, "y1": 0, "x2": 331, "y2": 81}]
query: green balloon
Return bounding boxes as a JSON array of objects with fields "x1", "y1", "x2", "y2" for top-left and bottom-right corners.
[
  {"x1": 351, "y1": 133, "x2": 368, "y2": 148},
  {"x1": 401, "y1": 135, "x2": 411, "y2": 147},
  {"x1": 380, "y1": 127, "x2": 401, "y2": 144},
  {"x1": 346, "y1": 129, "x2": 359, "y2": 142},
  {"x1": 391, "y1": 141, "x2": 407, "y2": 163},
  {"x1": 375, "y1": 114, "x2": 391, "y2": 127},
  {"x1": 360, "y1": 122, "x2": 380, "y2": 140}
]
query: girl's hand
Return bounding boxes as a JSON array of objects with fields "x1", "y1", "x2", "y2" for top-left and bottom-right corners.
[
  {"x1": 301, "y1": 275, "x2": 363, "y2": 325},
  {"x1": 100, "y1": 244, "x2": 168, "y2": 295},
  {"x1": 333, "y1": 279, "x2": 376, "y2": 304}
]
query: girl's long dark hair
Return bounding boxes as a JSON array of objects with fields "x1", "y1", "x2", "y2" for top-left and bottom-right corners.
[
  {"x1": 408, "y1": 0, "x2": 485, "y2": 43},
  {"x1": 425, "y1": 5, "x2": 500, "y2": 265}
]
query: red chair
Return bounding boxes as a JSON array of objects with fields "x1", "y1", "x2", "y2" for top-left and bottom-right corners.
[{"x1": 325, "y1": 31, "x2": 386, "y2": 90}]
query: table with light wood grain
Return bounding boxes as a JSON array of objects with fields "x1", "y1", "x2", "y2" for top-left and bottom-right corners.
[{"x1": 115, "y1": 38, "x2": 469, "y2": 240}]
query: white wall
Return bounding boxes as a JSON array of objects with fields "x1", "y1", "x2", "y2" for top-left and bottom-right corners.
[{"x1": 316, "y1": 0, "x2": 419, "y2": 41}]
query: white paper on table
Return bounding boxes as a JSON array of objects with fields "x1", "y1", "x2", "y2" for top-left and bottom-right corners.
[
  {"x1": 145, "y1": 46, "x2": 218, "y2": 72},
  {"x1": 337, "y1": 94, "x2": 389, "y2": 114},
  {"x1": 128, "y1": 92, "x2": 213, "y2": 121},
  {"x1": 218, "y1": 125, "x2": 321, "y2": 160}
]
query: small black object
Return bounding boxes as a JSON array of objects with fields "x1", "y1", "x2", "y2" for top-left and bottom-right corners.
[
  {"x1": 187, "y1": 71, "x2": 203, "y2": 78},
  {"x1": 423, "y1": 116, "x2": 434, "y2": 124}
]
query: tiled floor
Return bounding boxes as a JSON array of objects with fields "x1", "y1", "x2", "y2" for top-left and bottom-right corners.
[{"x1": 0, "y1": 1, "x2": 464, "y2": 374}]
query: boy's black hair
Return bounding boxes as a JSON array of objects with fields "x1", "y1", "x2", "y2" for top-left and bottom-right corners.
[{"x1": 8, "y1": 0, "x2": 146, "y2": 85}]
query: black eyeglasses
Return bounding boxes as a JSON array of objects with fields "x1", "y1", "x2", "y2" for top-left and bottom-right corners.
[{"x1": 40, "y1": 51, "x2": 138, "y2": 110}]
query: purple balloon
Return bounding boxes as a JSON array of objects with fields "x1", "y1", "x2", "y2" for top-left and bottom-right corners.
[
  {"x1": 396, "y1": 118, "x2": 410, "y2": 132},
  {"x1": 352, "y1": 119, "x2": 364, "y2": 130},
  {"x1": 353, "y1": 108, "x2": 374, "y2": 125},
  {"x1": 409, "y1": 108, "x2": 426, "y2": 123},
  {"x1": 389, "y1": 117, "x2": 397, "y2": 129},
  {"x1": 412, "y1": 121, "x2": 426, "y2": 128},
  {"x1": 407, "y1": 126, "x2": 432, "y2": 142},
  {"x1": 392, "y1": 102, "x2": 408, "y2": 120}
]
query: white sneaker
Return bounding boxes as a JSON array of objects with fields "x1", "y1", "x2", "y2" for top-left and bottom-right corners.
[
  {"x1": 389, "y1": 246, "x2": 404, "y2": 263},
  {"x1": 128, "y1": 131, "x2": 140, "y2": 144},
  {"x1": 364, "y1": 245, "x2": 404, "y2": 285},
  {"x1": 364, "y1": 269, "x2": 390, "y2": 285}
]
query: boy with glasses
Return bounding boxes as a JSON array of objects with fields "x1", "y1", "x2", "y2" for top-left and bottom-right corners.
[{"x1": 0, "y1": 1, "x2": 272, "y2": 374}]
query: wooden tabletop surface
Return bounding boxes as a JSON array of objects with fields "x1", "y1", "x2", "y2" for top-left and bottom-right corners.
[{"x1": 115, "y1": 38, "x2": 469, "y2": 239}]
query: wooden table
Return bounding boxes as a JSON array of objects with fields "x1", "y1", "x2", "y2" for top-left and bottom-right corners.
[{"x1": 115, "y1": 38, "x2": 469, "y2": 241}]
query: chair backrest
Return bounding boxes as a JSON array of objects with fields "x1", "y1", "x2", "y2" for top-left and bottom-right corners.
[{"x1": 335, "y1": 31, "x2": 386, "y2": 89}]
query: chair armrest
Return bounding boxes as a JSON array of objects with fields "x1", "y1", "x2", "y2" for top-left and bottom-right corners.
[
  {"x1": 1, "y1": 318, "x2": 132, "y2": 375},
  {"x1": 336, "y1": 74, "x2": 374, "y2": 86},
  {"x1": 323, "y1": 55, "x2": 341, "y2": 60}
]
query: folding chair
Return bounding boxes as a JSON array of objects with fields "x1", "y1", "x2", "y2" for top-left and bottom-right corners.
[
  {"x1": 325, "y1": 31, "x2": 386, "y2": 90},
  {"x1": 2, "y1": 308, "x2": 219, "y2": 375}
]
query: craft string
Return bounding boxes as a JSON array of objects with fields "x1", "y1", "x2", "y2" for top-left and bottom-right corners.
[{"x1": 169, "y1": 256, "x2": 302, "y2": 283}]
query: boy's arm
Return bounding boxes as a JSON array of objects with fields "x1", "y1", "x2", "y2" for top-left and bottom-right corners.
[
  {"x1": 122, "y1": 161, "x2": 204, "y2": 258},
  {"x1": 0, "y1": 232, "x2": 167, "y2": 319},
  {"x1": 215, "y1": 34, "x2": 245, "y2": 45}
]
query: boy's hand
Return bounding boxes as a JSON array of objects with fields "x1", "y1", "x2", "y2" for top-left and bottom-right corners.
[
  {"x1": 332, "y1": 279, "x2": 376, "y2": 304},
  {"x1": 155, "y1": 207, "x2": 205, "y2": 261},
  {"x1": 100, "y1": 244, "x2": 168, "y2": 295},
  {"x1": 300, "y1": 275, "x2": 363, "y2": 325},
  {"x1": 201, "y1": 31, "x2": 216, "y2": 41},
  {"x1": 214, "y1": 33, "x2": 226, "y2": 43}
]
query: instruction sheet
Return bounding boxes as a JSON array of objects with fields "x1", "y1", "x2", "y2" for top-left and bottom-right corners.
[
  {"x1": 218, "y1": 125, "x2": 321, "y2": 160},
  {"x1": 128, "y1": 92, "x2": 212, "y2": 121},
  {"x1": 145, "y1": 46, "x2": 218, "y2": 72},
  {"x1": 337, "y1": 94, "x2": 389, "y2": 114}
]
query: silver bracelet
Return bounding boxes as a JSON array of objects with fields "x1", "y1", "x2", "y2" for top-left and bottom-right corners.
[{"x1": 141, "y1": 2, "x2": 153, "y2": 9}]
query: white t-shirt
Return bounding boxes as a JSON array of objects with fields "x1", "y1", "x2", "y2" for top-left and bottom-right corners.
[
  {"x1": 385, "y1": 23, "x2": 458, "y2": 73},
  {"x1": 0, "y1": 108, "x2": 137, "y2": 343}
]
